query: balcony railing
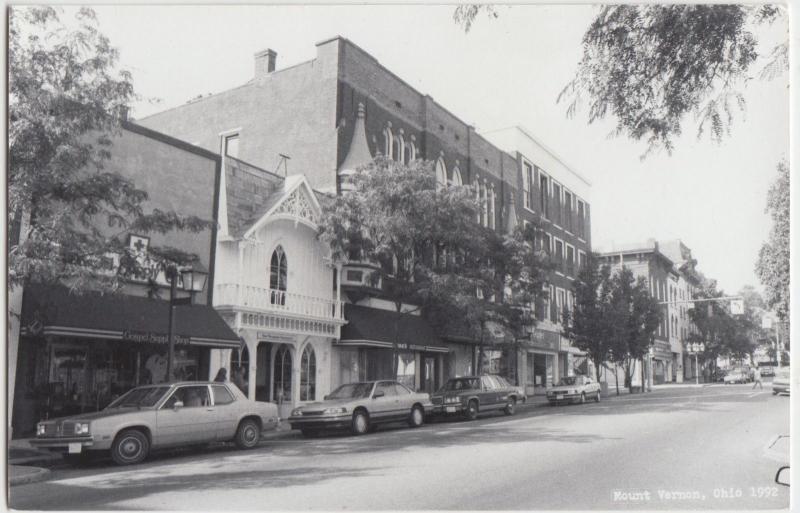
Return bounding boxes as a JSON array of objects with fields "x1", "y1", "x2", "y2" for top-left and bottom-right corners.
[{"x1": 215, "y1": 283, "x2": 344, "y2": 321}]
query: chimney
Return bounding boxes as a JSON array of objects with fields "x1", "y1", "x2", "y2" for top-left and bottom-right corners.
[{"x1": 254, "y1": 49, "x2": 277, "y2": 77}]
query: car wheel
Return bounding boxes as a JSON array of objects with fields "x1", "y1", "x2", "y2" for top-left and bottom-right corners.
[
  {"x1": 351, "y1": 410, "x2": 369, "y2": 435},
  {"x1": 465, "y1": 400, "x2": 479, "y2": 421},
  {"x1": 408, "y1": 405, "x2": 425, "y2": 428},
  {"x1": 235, "y1": 419, "x2": 261, "y2": 449},
  {"x1": 595, "y1": 391, "x2": 601, "y2": 403},
  {"x1": 111, "y1": 429, "x2": 149, "y2": 466},
  {"x1": 580, "y1": 392, "x2": 586, "y2": 404},
  {"x1": 504, "y1": 397, "x2": 516, "y2": 416}
]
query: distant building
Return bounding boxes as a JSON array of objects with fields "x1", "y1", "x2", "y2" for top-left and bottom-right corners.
[{"x1": 598, "y1": 239, "x2": 702, "y2": 386}]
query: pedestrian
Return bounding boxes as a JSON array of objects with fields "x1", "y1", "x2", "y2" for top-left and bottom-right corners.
[
  {"x1": 214, "y1": 368, "x2": 227, "y2": 382},
  {"x1": 752, "y1": 367, "x2": 763, "y2": 390}
]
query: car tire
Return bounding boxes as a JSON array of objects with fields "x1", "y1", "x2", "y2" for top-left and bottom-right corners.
[
  {"x1": 408, "y1": 405, "x2": 425, "y2": 428},
  {"x1": 595, "y1": 391, "x2": 601, "y2": 403},
  {"x1": 504, "y1": 397, "x2": 516, "y2": 416},
  {"x1": 351, "y1": 410, "x2": 369, "y2": 435},
  {"x1": 111, "y1": 429, "x2": 149, "y2": 466},
  {"x1": 234, "y1": 419, "x2": 261, "y2": 449},
  {"x1": 465, "y1": 400, "x2": 479, "y2": 421},
  {"x1": 580, "y1": 392, "x2": 586, "y2": 404}
]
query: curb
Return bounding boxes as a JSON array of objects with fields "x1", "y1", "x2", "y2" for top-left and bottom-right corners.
[{"x1": 9, "y1": 466, "x2": 51, "y2": 486}]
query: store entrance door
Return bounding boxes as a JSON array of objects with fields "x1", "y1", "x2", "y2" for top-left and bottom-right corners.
[{"x1": 255, "y1": 342, "x2": 271, "y2": 402}]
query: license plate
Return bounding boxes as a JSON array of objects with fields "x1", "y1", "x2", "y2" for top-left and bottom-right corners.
[
  {"x1": 68, "y1": 442, "x2": 82, "y2": 454},
  {"x1": 445, "y1": 406, "x2": 456, "y2": 413}
]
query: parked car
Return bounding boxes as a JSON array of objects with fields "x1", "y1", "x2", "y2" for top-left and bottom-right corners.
[
  {"x1": 288, "y1": 380, "x2": 433, "y2": 436},
  {"x1": 772, "y1": 368, "x2": 790, "y2": 395},
  {"x1": 715, "y1": 369, "x2": 729, "y2": 383},
  {"x1": 724, "y1": 370, "x2": 749, "y2": 384},
  {"x1": 758, "y1": 363, "x2": 776, "y2": 377},
  {"x1": 430, "y1": 375, "x2": 525, "y2": 420},
  {"x1": 30, "y1": 382, "x2": 279, "y2": 466},
  {"x1": 547, "y1": 375, "x2": 601, "y2": 405}
]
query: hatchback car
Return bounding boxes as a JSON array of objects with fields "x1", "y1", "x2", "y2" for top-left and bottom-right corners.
[
  {"x1": 30, "y1": 382, "x2": 279, "y2": 465},
  {"x1": 547, "y1": 375, "x2": 601, "y2": 405},
  {"x1": 430, "y1": 375, "x2": 525, "y2": 420},
  {"x1": 288, "y1": 380, "x2": 433, "y2": 436}
]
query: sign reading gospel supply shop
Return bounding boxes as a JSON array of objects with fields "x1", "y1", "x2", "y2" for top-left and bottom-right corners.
[{"x1": 122, "y1": 330, "x2": 191, "y2": 345}]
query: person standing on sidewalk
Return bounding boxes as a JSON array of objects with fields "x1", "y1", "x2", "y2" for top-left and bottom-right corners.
[{"x1": 752, "y1": 367, "x2": 763, "y2": 389}]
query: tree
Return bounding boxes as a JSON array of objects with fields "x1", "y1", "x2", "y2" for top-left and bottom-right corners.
[
  {"x1": 755, "y1": 161, "x2": 790, "y2": 322},
  {"x1": 429, "y1": 222, "x2": 550, "y2": 382},
  {"x1": 318, "y1": 156, "x2": 485, "y2": 380},
  {"x1": 455, "y1": 4, "x2": 787, "y2": 156},
  {"x1": 562, "y1": 253, "x2": 615, "y2": 390},
  {"x1": 9, "y1": 6, "x2": 211, "y2": 294}
]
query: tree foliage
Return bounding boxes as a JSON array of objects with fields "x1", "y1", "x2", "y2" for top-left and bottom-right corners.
[
  {"x1": 755, "y1": 160, "x2": 790, "y2": 321},
  {"x1": 9, "y1": 7, "x2": 212, "y2": 293},
  {"x1": 557, "y1": 4, "x2": 786, "y2": 157}
]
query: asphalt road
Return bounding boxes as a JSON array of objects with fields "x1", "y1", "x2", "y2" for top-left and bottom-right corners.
[{"x1": 9, "y1": 383, "x2": 790, "y2": 510}]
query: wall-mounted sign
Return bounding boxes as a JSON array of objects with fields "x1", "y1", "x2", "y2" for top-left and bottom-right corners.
[
  {"x1": 122, "y1": 330, "x2": 191, "y2": 345},
  {"x1": 530, "y1": 328, "x2": 559, "y2": 351},
  {"x1": 257, "y1": 331, "x2": 295, "y2": 344}
]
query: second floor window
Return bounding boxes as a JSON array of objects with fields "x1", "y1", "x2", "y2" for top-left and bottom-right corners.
[
  {"x1": 270, "y1": 245, "x2": 288, "y2": 304},
  {"x1": 539, "y1": 174, "x2": 549, "y2": 218},
  {"x1": 224, "y1": 134, "x2": 239, "y2": 158},
  {"x1": 523, "y1": 162, "x2": 532, "y2": 210}
]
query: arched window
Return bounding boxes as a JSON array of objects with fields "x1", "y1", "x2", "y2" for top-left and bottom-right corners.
[
  {"x1": 393, "y1": 134, "x2": 403, "y2": 162},
  {"x1": 300, "y1": 345, "x2": 316, "y2": 401},
  {"x1": 273, "y1": 345, "x2": 292, "y2": 402},
  {"x1": 409, "y1": 140, "x2": 417, "y2": 161},
  {"x1": 403, "y1": 141, "x2": 413, "y2": 164},
  {"x1": 270, "y1": 245, "x2": 287, "y2": 305},
  {"x1": 383, "y1": 127, "x2": 393, "y2": 157},
  {"x1": 435, "y1": 158, "x2": 447, "y2": 190},
  {"x1": 451, "y1": 166, "x2": 463, "y2": 187}
]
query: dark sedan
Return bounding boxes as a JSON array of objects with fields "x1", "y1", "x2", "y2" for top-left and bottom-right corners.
[{"x1": 430, "y1": 375, "x2": 525, "y2": 420}]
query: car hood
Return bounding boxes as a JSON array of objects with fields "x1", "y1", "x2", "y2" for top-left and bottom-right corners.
[
  {"x1": 548, "y1": 385, "x2": 580, "y2": 393},
  {"x1": 41, "y1": 407, "x2": 150, "y2": 424},
  {"x1": 299, "y1": 398, "x2": 362, "y2": 410}
]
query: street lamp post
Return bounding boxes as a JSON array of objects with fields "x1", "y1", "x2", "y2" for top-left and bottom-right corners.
[
  {"x1": 165, "y1": 264, "x2": 209, "y2": 382},
  {"x1": 686, "y1": 342, "x2": 706, "y2": 385}
]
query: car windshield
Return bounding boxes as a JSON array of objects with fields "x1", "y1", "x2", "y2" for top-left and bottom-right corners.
[
  {"x1": 557, "y1": 377, "x2": 579, "y2": 386},
  {"x1": 327, "y1": 383, "x2": 374, "y2": 400},
  {"x1": 443, "y1": 378, "x2": 480, "y2": 391},
  {"x1": 106, "y1": 386, "x2": 171, "y2": 408}
]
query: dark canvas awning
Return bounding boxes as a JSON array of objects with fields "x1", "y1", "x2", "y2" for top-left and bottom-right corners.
[
  {"x1": 20, "y1": 284, "x2": 240, "y2": 348},
  {"x1": 338, "y1": 304, "x2": 449, "y2": 354}
]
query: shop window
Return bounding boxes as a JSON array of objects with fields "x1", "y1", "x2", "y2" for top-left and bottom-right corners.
[
  {"x1": 273, "y1": 345, "x2": 292, "y2": 402},
  {"x1": 397, "y1": 353, "x2": 416, "y2": 391},
  {"x1": 230, "y1": 347, "x2": 249, "y2": 396},
  {"x1": 270, "y1": 245, "x2": 287, "y2": 305},
  {"x1": 300, "y1": 345, "x2": 316, "y2": 401}
]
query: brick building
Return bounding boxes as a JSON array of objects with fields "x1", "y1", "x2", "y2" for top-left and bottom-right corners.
[
  {"x1": 11, "y1": 122, "x2": 240, "y2": 436},
  {"x1": 139, "y1": 36, "x2": 594, "y2": 395}
]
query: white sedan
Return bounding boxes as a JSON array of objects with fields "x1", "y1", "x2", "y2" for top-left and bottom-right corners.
[{"x1": 547, "y1": 375, "x2": 601, "y2": 405}]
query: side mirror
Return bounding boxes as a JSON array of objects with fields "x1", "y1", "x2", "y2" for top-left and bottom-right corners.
[
  {"x1": 173, "y1": 400, "x2": 184, "y2": 410},
  {"x1": 775, "y1": 466, "x2": 790, "y2": 487},
  {"x1": 373, "y1": 391, "x2": 385, "y2": 399}
]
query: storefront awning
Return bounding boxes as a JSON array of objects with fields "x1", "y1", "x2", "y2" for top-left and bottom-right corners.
[
  {"x1": 20, "y1": 284, "x2": 240, "y2": 348},
  {"x1": 338, "y1": 304, "x2": 449, "y2": 354}
]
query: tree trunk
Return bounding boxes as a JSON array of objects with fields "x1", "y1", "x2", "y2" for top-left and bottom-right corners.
[
  {"x1": 641, "y1": 357, "x2": 646, "y2": 392},
  {"x1": 392, "y1": 302, "x2": 402, "y2": 381},
  {"x1": 614, "y1": 366, "x2": 620, "y2": 396}
]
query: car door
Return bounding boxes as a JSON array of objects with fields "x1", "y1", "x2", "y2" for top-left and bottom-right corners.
[
  {"x1": 211, "y1": 384, "x2": 240, "y2": 441},
  {"x1": 156, "y1": 385, "x2": 215, "y2": 446},
  {"x1": 480, "y1": 376, "x2": 499, "y2": 406},
  {"x1": 394, "y1": 382, "x2": 415, "y2": 413},
  {"x1": 370, "y1": 381, "x2": 399, "y2": 422}
]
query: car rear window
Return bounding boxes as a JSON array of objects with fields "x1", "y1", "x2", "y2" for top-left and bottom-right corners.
[{"x1": 212, "y1": 385, "x2": 235, "y2": 405}]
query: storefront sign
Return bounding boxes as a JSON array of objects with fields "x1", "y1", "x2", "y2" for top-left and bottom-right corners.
[
  {"x1": 122, "y1": 330, "x2": 190, "y2": 345},
  {"x1": 257, "y1": 332, "x2": 295, "y2": 344},
  {"x1": 530, "y1": 328, "x2": 559, "y2": 351}
]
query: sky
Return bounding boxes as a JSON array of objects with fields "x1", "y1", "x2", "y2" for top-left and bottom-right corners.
[{"x1": 78, "y1": 4, "x2": 789, "y2": 296}]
